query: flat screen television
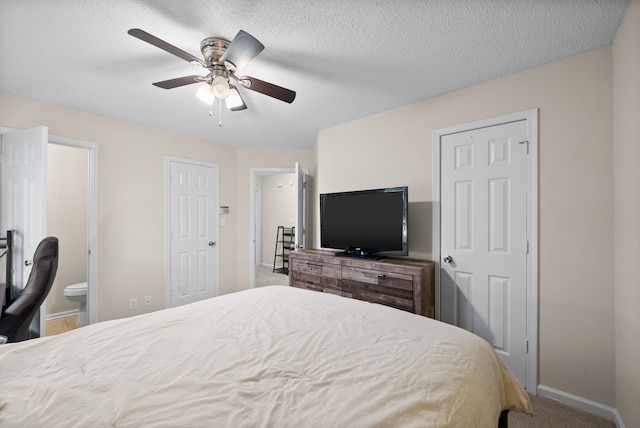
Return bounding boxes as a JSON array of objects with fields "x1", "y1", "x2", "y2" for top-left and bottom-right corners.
[{"x1": 320, "y1": 186, "x2": 408, "y2": 259}]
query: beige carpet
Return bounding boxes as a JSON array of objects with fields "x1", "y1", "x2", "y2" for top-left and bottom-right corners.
[{"x1": 510, "y1": 394, "x2": 615, "y2": 428}]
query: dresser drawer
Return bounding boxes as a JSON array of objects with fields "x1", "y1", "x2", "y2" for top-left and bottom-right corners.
[
  {"x1": 340, "y1": 267, "x2": 414, "y2": 312},
  {"x1": 289, "y1": 257, "x2": 341, "y2": 294}
]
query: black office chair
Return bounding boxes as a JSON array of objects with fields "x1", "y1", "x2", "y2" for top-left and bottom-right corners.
[{"x1": 0, "y1": 237, "x2": 59, "y2": 343}]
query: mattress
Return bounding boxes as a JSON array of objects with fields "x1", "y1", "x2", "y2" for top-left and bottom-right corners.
[{"x1": 0, "y1": 285, "x2": 531, "y2": 427}]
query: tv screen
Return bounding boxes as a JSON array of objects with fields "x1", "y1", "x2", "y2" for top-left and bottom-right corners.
[{"x1": 320, "y1": 186, "x2": 408, "y2": 258}]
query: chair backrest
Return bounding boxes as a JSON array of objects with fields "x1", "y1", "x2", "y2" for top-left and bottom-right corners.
[{"x1": 0, "y1": 236, "x2": 59, "y2": 343}]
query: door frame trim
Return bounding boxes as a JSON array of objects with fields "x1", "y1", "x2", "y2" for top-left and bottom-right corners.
[
  {"x1": 164, "y1": 156, "x2": 220, "y2": 308},
  {"x1": 431, "y1": 108, "x2": 538, "y2": 393}
]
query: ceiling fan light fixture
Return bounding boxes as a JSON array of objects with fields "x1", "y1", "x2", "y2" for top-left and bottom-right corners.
[
  {"x1": 129, "y1": 28, "x2": 296, "y2": 112},
  {"x1": 226, "y1": 85, "x2": 247, "y2": 111},
  {"x1": 211, "y1": 75, "x2": 230, "y2": 99},
  {"x1": 196, "y1": 82, "x2": 215, "y2": 105}
]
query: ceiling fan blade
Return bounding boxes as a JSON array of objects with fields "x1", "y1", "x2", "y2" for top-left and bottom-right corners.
[
  {"x1": 220, "y1": 30, "x2": 265, "y2": 71},
  {"x1": 128, "y1": 28, "x2": 205, "y2": 66},
  {"x1": 152, "y1": 75, "x2": 204, "y2": 89},
  {"x1": 240, "y1": 77, "x2": 296, "y2": 103}
]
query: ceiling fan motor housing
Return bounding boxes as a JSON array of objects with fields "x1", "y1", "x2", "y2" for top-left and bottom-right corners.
[{"x1": 200, "y1": 37, "x2": 231, "y2": 67}]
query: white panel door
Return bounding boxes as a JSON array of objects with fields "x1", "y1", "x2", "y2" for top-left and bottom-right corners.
[
  {"x1": 294, "y1": 162, "x2": 307, "y2": 250},
  {"x1": 169, "y1": 160, "x2": 219, "y2": 307},
  {"x1": 439, "y1": 120, "x2": 528, "y2": 386},
  {"x1": 0, "y1": 126, "x2": 48, "y2": 336}
]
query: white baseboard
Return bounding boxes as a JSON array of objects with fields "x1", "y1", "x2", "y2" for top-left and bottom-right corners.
[
  {"x1": 46, "y1": 309, "x2": 79, "y2": 321},
  {"x1": 615, "y1": 411, "x2": 628, "y2": 428},
  {"x1": 537, "y1": 385, "x2": 625, "y2": 428}
]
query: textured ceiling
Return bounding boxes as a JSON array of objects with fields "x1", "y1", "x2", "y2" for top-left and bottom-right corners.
[{"x1": 0, "y1": 0, "x2": 630, "y2": 149}]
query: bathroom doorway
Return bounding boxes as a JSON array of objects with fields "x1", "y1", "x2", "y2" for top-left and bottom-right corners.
[{"x1": 46, "y1": 136, "x2": 98, "y2": 333}]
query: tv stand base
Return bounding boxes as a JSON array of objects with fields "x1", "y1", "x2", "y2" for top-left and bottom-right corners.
[{"x1": 336, "y1": 250, "x2": 385, "y2": 260}]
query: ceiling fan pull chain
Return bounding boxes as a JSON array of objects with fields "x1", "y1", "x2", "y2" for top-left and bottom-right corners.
[
  {"x1": 219, "y1": 97, "x2": 223, "y2": 127},
  {"x1": 209, "y1": 83, "x2": 215, "y2": 118}
]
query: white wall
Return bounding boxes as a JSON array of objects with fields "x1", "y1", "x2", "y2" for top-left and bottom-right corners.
[
  {"x1": 316, "y1": 47, "x2": 615, "y2": 406},
  {"x1": 612, "y1": 0, "x2": 640, "y2": 426}
]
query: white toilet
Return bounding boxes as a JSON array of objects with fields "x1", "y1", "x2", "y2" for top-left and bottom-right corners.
[{"x1": 64, "y1": 282, "x2": 88, "y2": 326}]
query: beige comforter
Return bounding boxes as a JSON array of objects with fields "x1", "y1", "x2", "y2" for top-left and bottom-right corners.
[{"x1": 0, "y1": 285, "x2": 531, "y2": 427}]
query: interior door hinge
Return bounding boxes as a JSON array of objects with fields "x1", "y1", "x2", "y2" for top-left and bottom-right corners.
[
  {"x1": 525, "y1": 240, "x2": 530, "y2": 254},
  {"x1": 525, "y1": 339, "x2": 529, "y2": 353},
  {"x1": 518, "y1": 140, "x2": 530, "y2": 154}
]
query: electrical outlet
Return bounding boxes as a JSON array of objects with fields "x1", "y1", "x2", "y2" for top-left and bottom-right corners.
[
  {"x1": 129, "y1": 298, "x2": 138, "y2": 310},
  {"x1": 144, "y1": 296, "x2": 152, "y2": 307}
]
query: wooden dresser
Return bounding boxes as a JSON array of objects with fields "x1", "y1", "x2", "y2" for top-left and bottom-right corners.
[{"x1": 289, "y1": 249, "x2": 435, "y2": 318}]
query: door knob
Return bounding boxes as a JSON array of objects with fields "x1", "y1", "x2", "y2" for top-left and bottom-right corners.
[
  {"x1": 443, "y1": 255, "x2": 453, "y2": 264},
  {"x1": 208, "y1": 241, "x2": 216, "y2": 247},
  {"x1": 24, "y1": 260, "x2": 33, "y2": 266}
]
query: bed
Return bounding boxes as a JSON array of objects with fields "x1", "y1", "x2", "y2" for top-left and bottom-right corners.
[{"x1": 0, "y1": 285, "x2": 531, "y2": 427}]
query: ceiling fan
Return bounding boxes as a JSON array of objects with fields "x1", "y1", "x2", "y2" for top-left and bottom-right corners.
[{"x1": 127, "y1": 28, "x2": 296, "y2": 112}]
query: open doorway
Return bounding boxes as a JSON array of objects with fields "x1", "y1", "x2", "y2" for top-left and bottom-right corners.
[
  {"x1": 45, "y1": 144, "x2": 88, "y2": 333},
  {"x1": 249, "y1": 164, "x2": 309, "y2": 289},
  {"x1": 46, "y1": 136, "x2": 98, "y2": 335},
  {"x1": 250, "y1": 168, "x2": 296, "y2": 288}
]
